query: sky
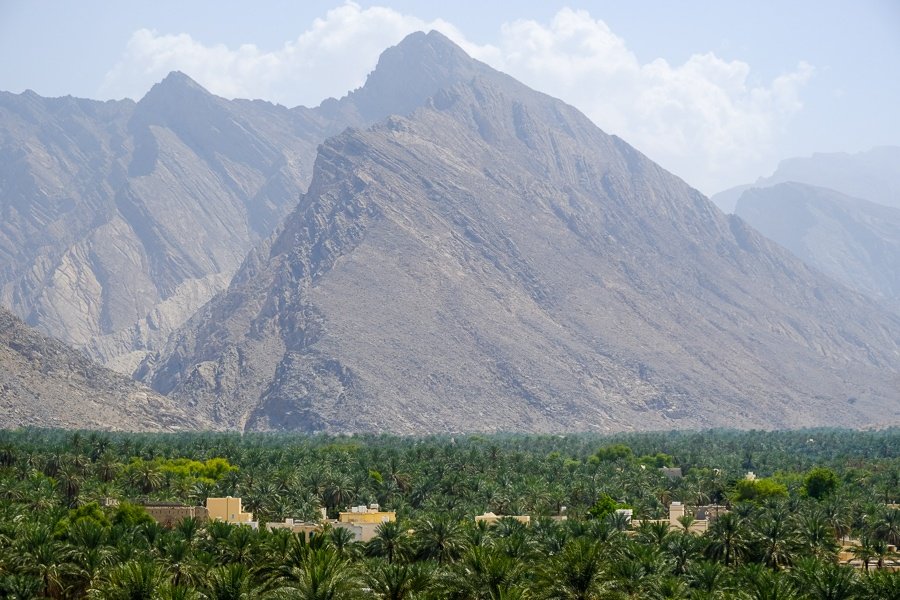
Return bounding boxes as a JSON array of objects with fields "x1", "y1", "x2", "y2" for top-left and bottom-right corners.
[{"x1": 1, "y1": 1, "x2": 898, "y2": 195}]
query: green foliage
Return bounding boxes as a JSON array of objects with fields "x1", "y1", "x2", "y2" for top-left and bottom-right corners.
[
  {"x1": 731, "y1": 478, "x2": 788, "y2": 503},
  {"x1": 587, "y1": 493, "x2": 626, "y2": 520},
  {"x1": 594, "y1": 443, "x2": 633, "y2": 462},
  {"x1": 111, "y1": 501, "x2": 155, "y2": 528},
  {"x1": 54, "y1": 501, "x2": 110, "y2": 537},
  {"x1": 637, "y1": 452, "x2": 675, "y2": 468},
  {"x1": 0, "y1": 427, "x2": 899, "y2": 598},
  {"x1": 803, "y1": 467, "x2": 840, "y2": 499}
]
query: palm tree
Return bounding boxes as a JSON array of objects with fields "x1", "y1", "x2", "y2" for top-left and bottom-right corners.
[
  {"x1": 664, "y1": 532, "x2": 700, "y2": 576},
  {"x1": 685, "y1": 560, "x2": 733, "y2": 599},
  {"x1": 11, "y1": 522, "x2": 70, "y2": 599},
  {"x1": 537, "y1": 538, "x2": 607, "y2": 600},
  {"x1": 90, "y1": 559, "x2": 167, "y2": 600},
  {"x1": 875, "y1": 508, "x2": 900, "y2": 547},
  {"x1": 739, "y1": 563, "x2": 801, "y2": 600},
  {"x1": 327, "y1": 525, "x2": 361, "y2": 559},
  {"x1": 205, "y1": 563, "x2": 262, "y2": 600},
  {"x1": 791, "y1": 557, "x2": 859, "y2": 600},
  {"x1": 442, "y1": 546, "x2": 526, "y2": 600},
  {"x1": 415, "y1": 518, "x2": 465, "y2": 565},
  {"x1": 364, "y1": 561, "x2": 433, "y2": 600},
  {"x1": 798, "y1": 510, "x2": 840, "y2": 560},
  {"x1": 753, "y1": 510, "x2": 799, "y2": 570},
  {"x1": 367, "y1": 520, "x2": 410, "y2": 564},
  {"x1": 56, "y1": 462, "x2": 83, "y2": 508},
  {"x1": 270, "y1": 547, "x2": 362, "y2": 600},
  {"x1": 857, "y1": 569, "x2": 900, "y2": 600},
  {"x1": 704, "y1": 512, "x2": 751, "y2": 567},
  {"x1": 131, "y1": 462, "x2": 163, "y2": 495}
]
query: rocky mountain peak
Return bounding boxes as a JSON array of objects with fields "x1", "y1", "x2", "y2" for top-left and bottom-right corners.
[{"x1": 338, "y1": 30, "x2": 491, "y2": 123}]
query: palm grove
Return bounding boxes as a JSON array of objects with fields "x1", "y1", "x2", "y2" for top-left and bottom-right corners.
[{"x1": 1, "y1": 429, "x2": 899, "y2": 599}]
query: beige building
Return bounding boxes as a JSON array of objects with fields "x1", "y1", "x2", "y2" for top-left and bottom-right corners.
[
  {"x1": 142, "y1": 502, "x2": 209, "y2": 528},
  {"x1": 206, "y1": 496, "x2": 254, "y2": 524},
  {"x1": 267, "y1": 518, "x2": 324, "y2": 542},
  {"x1": 475, "y1": 512, "x2": 531, "y2": 526},
  {"x1": 632, "y1": 502, "x2": 727, "y2": 534},
  {"x1": 335, "y1": 504, "x2": 396, "y2": 542}
]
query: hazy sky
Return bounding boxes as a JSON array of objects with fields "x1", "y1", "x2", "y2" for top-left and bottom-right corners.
[{"x1": 1, "y1": 1, "x2": 898, "y2": 194}]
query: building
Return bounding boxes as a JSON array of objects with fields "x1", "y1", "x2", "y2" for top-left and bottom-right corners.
[
  {"x1": 206, "y1": 496, "x2": 255, "y2": 526},
  {"x1": 632, "y1": 502, "x2": 728, "y2": 534},
  {"x1": 335, "y1": 504, "x2": 396, "y2": 542},
  {"x1": 338, "y1": 504, "x2": 396, "y2": 525},
  {"x1": 475, "y1": 512, "x2": 531, "y2": 526},
  {"x1": 142, "y1": 502, "x2": 209, "y2": 528},
  {"x1": 266, "y1": 518, "x2": 324, "y2": 542}
]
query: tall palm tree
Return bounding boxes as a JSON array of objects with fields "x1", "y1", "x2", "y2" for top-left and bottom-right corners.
[
  {"x1": 857, "y1": 569, "x2": 900, "y2": 600},
  {"x1": 367, "y1": 520, "x2": 410, "y2": 564},
  {"x1": 205, "y1": 563, "x2": 263, "y2": 600},
  {"x1": 704, "y1": 512, "x2": 751, "y2": 567},
  {"x1": 739, "y1": 563, "x2": 801, "y2": 600},
  {"x1": 685, "y1": 560, "x2": 733, "y2": 599},
  {"x1": 270, "y1": 547, "x2": 362, "y2": 600},
  {"x1": 415, "y1": 518, "x2": 465, "y2": 565},
  {"x1": 753, "y1": 510, "x2": 799, "y2": 570},
  {"x1": 90, "y1": 559, "x2": 167, "y2": 600},
  {"x1": 537, "y1": 538, "x2": 607, "y2": 600},
  {"x1": 790, "y1": 557, "x2": 859, "y2": 600},
  {"x1": 442, "y1": 546, "x2": 526, "y2": 600},
  {"x1": 364, "y1": 561, "x2": 433, "y2": 600}
]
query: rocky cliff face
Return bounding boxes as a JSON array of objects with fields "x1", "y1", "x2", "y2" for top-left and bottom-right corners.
[
  {"x1": 0, "y1": 75, "x2": 331, "y2": 371},
  {"x1": 0, "y1": 33, "x2": 502, "y2": 375},
  {"x1": 0, "y1": 307, "x2": 201, "y2": 430},
  {"x1": 142, "y1": 33, "x2": 900, "y2": 434},
  {"x1": 735, "y1": 183, "x2": 900, "y2": 303}
]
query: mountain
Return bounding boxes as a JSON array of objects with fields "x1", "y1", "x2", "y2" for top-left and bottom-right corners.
[
  {"x1": 0, "y1": 34, "x2": 506, "y2": 375},
  {"x1": 735, "y1": 182, "x2": 900, "y2": 303},
  {"x1": 141, "y1": 32, "x2": 900, "y2": 434},
  {"x1": 711, "y1": 146, "x2": 900, "y2": 213},
  {"x1": 0, "y1": 76, "x2": 329, "y2": 372},
  {"x1": 0, "y1": 306, "x2": 199, "y2": 430}
]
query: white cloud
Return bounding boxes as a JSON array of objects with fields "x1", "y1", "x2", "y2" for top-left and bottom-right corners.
[
  {"x1": 100, "y1": 4, "x2": 812, "y2": 193},
  {"x1": 100, "y1": 3, "x2": 468, "y2": 107}
]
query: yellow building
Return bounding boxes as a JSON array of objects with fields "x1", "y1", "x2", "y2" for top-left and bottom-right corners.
[
  {"x1": 338, "y1": 504, "x2": 396, "y2": 525},
  {"x1": 206, "y1": 496, "x2": 254, "y2": 524}
]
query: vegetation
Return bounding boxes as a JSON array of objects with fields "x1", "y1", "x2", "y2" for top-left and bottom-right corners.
[{"x1": 0, "y1": 428, "x2": 899, "y2": 598}]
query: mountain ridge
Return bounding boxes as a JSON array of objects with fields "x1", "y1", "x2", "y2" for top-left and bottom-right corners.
[{"x1": 140, "y1": 34, "x2": 900, "y2": 433}]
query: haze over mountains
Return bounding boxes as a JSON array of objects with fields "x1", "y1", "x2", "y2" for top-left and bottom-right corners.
[
  {"x1": 711, "y1": 146, "x2": 900, "y2": 214},
  {"x1": 713, "y1": 147, "x2": 900, "y2": 307},
  {"x1": 735, "y1": 183, "x2": 900, "y2": 304},
  {"x1": 2, "y1": 32, "x2": 899, "y2": 432}
]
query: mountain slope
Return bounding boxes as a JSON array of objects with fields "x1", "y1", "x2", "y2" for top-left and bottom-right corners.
[
  {"x1": 0, "y1": 76, "x2": 330, "y2": 371},
  {"x1": 142, "y1": 32, "x2": 900, "y2": 434},
  {"x1": 0, "y1": 307, "x2": 200, "y2": 430},
  {"x1": 0, "y1": 33, "x2": 504, "y2": 374},
  {"x1": 735, "y1": 182, "x2": 900, "y2": 303}
]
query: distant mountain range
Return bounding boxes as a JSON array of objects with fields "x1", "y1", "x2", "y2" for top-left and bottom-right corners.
[
  {"x1": 712, "y1": 146, "x2": 900, "y2": 214},
  {"x1": 735, "y1": 183, "x2": 900, "y2": 303},
  {"x1": 2, "y1": 32, "x2": 899, "y2": 432},
  {"x1": 712, "y1": 147, "x2": 900, "y2": 306}
]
